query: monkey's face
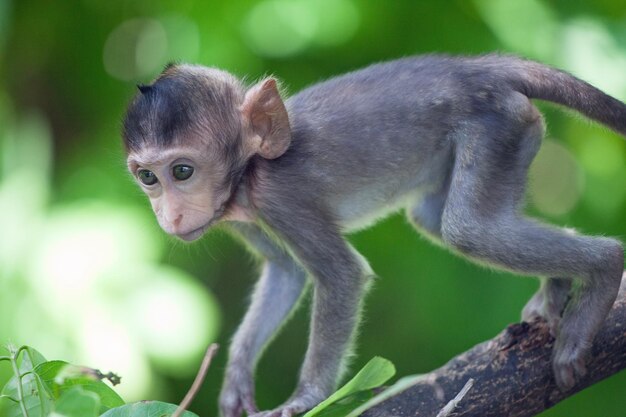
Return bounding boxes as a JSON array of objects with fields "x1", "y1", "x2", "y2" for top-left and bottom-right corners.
[
  {"x1": 127, "y1": 145, "x2": 232, "y2": 241},
  {"x1": 122, "y1": 64, "x2": 292, "y2": 241}
]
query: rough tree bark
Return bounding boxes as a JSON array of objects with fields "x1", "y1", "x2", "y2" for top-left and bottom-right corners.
[{"x1": 362, "y1": 273, "x2": 626, "y2": 417}]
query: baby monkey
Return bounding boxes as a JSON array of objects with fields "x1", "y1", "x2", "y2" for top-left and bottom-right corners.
[{"x1": 122, "y1": 55, "x2": 625, "y2": 417}]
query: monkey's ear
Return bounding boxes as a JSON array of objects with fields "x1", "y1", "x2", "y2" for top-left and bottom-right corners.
[{"x1": 241, "y1": 78, "x2": 291, "y2": 159}]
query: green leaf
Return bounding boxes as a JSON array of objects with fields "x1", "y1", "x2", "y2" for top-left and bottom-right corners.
[
  {"x1": 302, "y1": 357, "x2": 395, "y2": 417},
  {"x1": 1, "y1": 393, "x2": 51, "y2": 417},
  {"x1": 18, "y1": 347, "x2": 48, "y2": 373},
  {"x1": 32, "y1": 361, "x2": 67, "y2": 398},
  {"x1": 34, "y1": 361, "x2": 125, "y2": 413},
  {"x1": 310, "y1": 391, "x2": 373, "y2": 417},
  {"x1": 100, "y1": 401, "x2": 200, "y2": 417},
  {"x1": 345, "y1": 373, "x2": 426, "y2": 417},
  {"x1": 49, "y1": 386, "x2": 100, "y2": 417}
]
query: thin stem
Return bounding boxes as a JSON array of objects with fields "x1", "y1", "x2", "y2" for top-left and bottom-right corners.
[
  {"x1": 15, "y1": 346, "x2": 29, "y2": 357},
  {"x1": 172, "y1": 344, "x2": 219, "y2": 417},
  {"x1": 21, "y1": 370, "x2": 50, "y2": 413},
  {"x1": 9, "y1": 351, "x2": 30, "y2": 417}
]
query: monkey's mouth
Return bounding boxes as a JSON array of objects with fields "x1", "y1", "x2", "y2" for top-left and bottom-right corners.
[
  {"x1": 177, "y1": 223, "x2": 211, "y2": 241},
  {"x1": 176, "y1": 206, "x2": 226, "y2": 242}
]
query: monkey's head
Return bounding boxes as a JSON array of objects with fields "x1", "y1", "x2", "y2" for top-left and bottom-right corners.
[{"x1": 122, "y1": 64, "x2": 291, "y2": 241}]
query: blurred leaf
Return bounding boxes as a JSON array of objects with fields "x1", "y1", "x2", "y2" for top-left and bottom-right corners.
[
  {"x1": 19, "y1": 347, "x2": 47, "y2": 372},
  {"x1": 35, "y1": 361, "x2": 125, "y2": 413},
  {"x1": 303, "y1": 357, "x2": 395, "y2": 417},
  {"x1": 49, "y1": 386, "x2": 100, "y2": 417},
  {"x1": 1, "y1": 393, "x2": 52, "y2": 417},
  {"x1": 100, "y1": 401, "x2": 199, "y2": 417}
]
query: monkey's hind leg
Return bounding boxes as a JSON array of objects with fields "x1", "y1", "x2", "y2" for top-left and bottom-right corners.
[{"x1": 441, "y1": 111, "x2": 623, "y2": 391}]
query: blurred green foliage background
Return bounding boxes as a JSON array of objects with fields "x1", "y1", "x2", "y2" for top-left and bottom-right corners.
[{"x1": 0, "y1": 0, "x2": 625, "y2": 415}]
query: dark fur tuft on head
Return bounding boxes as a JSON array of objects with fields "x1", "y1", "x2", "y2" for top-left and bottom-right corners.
[
  {"x1": 122, "y1": 66, "x2": 246, "y2": 154},
  {"x1": 137, "y1": 84, "x2": 152, "y2": 94}
]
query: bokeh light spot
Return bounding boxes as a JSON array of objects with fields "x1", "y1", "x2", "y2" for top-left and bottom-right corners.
[
  {"x1": 561, "y1": 19, "x2": 626, "y2": 101},
  {"x1": 160, "y1": 15, "x2": 200, "y2": 63},
  {"x1": 125, "y1": 266, "x2": 220, "y2": 374},
  {"x1": 308, "y1": 0, "x2": 359, "y2": 47},
  {"x1": 474, "y1": 0, "x2": 558, "y2": 61},
  {"x1": 135, "y1": 20, "x2": 168, "y2": 77},
  {"x1": 0, "y1": 111, "x2": 51, "y2": 277},
  {"x1": 529, "y1": 140, "x2": 583, "y2": 216},
  {"x1": 575, "y1": 132, "x2": 626, "y2": 217},
  {"x1": 581, "y1": 170, "x2": 626, "y2": 217},
  {"x1": 577, "y1": 133, "x2": 625, "y2": 178},
  {"x1": 242, "y1": 0, "x2": 359, "y2": 58},
  {"x1": 243, "y1": 0, "x2": 315, "y2": 58},
  {"x1": 28, "y1": 203, "x2": 163, "y2": 306},
  {"x1": 103, "y1": 19, "x2": 168, "y2": 81},
  {"x1": 80, "y1": 309, "x2": 150, "y2": 400}
]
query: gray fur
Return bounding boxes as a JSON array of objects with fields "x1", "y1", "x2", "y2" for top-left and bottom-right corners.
[{"x1": 122, "y1": 54, "x2": 626, "y2": 417}]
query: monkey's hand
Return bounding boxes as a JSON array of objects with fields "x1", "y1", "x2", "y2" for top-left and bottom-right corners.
[
  {"x1": 219, "y1": 367, "x2": 258, "y2": 417},
  {"x1": 250, "y1": 384, "x2": 327, "y2": 417}
]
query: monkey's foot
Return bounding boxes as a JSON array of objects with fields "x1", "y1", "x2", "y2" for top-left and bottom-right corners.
[
  {"x1": 250, "y1": 388, "x2": 325, "y2": 417},
  {"x1": 521, "y1": 297, "x2": 563, "y2": 338},
  {"x1": 552, "y1": 337, "x2": 589, "y2": 391}
]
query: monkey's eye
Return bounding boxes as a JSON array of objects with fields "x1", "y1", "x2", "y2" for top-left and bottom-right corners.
[
  {"x1": 137, "y1": 169, "x2": 158, "y2": 186},
  {"x1": 173, "y1": 164, "x2": 194, "y2": 181}
]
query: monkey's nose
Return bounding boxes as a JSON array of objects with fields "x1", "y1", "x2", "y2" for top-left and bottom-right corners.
[{"x1": 172, "y1": 214, "x2": 183, "y2": 228}]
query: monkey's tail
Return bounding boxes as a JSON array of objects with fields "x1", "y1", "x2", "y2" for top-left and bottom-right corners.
[{"x1": 511, "y1": 59, "x2": 626, "y2": 137}]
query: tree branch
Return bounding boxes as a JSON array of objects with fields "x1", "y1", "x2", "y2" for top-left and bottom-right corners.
[{"x1": 362, "y1": 273, "x2": 626, "y2": 417}]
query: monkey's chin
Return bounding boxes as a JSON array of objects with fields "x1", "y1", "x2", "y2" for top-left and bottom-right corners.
[
  {"x1": 176, "y1": 207, "x2": 226, "y2": 241},
  {"x1": 177, "y1": 223, "x2": 211, "y2": 241}
]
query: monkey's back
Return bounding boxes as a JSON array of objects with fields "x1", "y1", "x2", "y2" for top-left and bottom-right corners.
[{"x1": 278, "y1": 55, "x2": 524, "y2": 230}]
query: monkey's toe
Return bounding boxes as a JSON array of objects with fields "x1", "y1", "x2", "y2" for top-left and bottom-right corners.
[
  {"x1": 552, "y1": 346, "x2": 588, "y2": 391},
  {"x1": 523, "y1": 303, "x2": 564, "y2": 332}
]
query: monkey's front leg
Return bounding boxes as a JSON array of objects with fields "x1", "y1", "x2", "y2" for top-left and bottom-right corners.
[
  {"x1": 252, "y1": 219, "x2": 372, "y2": 417},
  {"x1": 219, "y1": 226, "x2": 307, "y2": 417}
]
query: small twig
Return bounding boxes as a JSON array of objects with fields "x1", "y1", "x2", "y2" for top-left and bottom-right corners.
[
  {"x1": 172, "y1": 343, "x2": 220, "y2": 417},
  {"x1": 435, "y1": 378, "x2": 474, "y2": 417}
]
